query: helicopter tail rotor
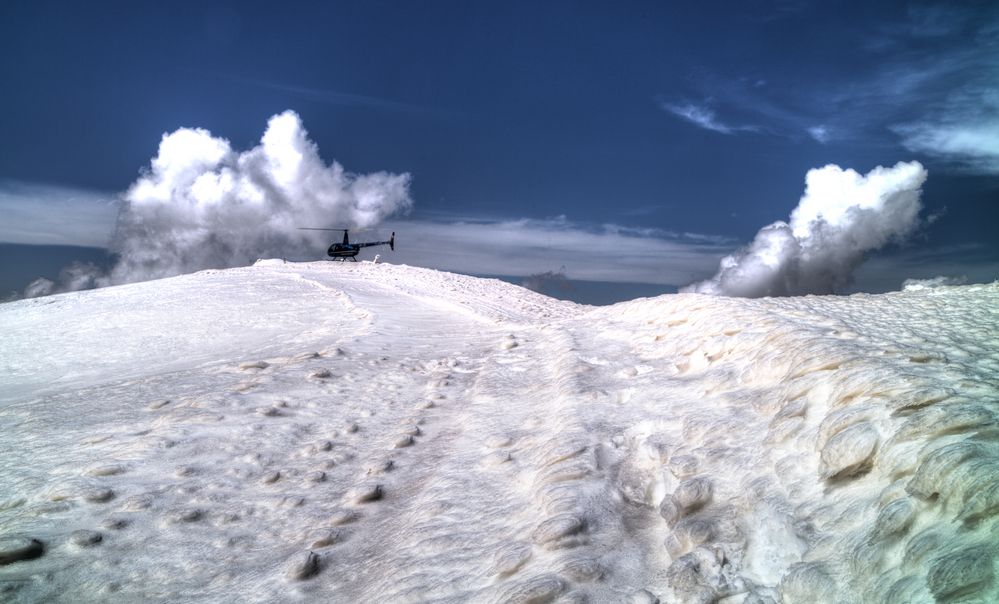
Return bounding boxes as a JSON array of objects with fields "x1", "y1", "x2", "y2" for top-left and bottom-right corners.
[{"x1": 390, "y1": 232, "x2": 395, "y2": 251}]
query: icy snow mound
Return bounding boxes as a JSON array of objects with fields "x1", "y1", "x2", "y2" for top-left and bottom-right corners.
[
  {"x1": 597, "y1": 283, "x2": 999, "y2": 602},
  {"x1": 0, "y1": 262, "x2": 997, "y2": 603},
  {"x1": 0, "y1": 264, "x2": 373, "y2": 401}
]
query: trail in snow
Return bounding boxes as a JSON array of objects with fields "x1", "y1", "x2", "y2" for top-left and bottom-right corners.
[{"x1": 1, "y1": 261, "x2": 997, "y2": 603}]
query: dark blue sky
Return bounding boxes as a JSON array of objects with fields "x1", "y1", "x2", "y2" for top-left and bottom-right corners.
[{"x1": 1, "y1": 0, "x2": 997, "y2": 297}]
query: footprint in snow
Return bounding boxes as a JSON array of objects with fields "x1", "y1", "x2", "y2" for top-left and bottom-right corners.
[
  {"x1": 365, "y1": 459, "x2": 394, "y2": 475},
  {"x1": 146, "y1": 399, "x2": 171, "y2": 410},
  {"x1": 0, "y1": 536, "x2": 45, "y2": 565},
  {"x1": 485, "y1": 435, "x2": 513, "y2": 448},
  {"x1": 239, "y1": 360, "x2": 269, "y2": 371},
  {"x1": 85, "y1": 464, "x2": 127, "y2": 477},
  {"x1": 308, "y1": 528, "x2": 344, "y2": 549},
  {"x1": 70, "y1": 530, "x2": 103, "y2": 547},
  {"x1": 328, "y1": 509, "x2": 360, "y2": 525},
  {"x1": 393, "y1": 435, "x2": 415, "y2": 448},
  {"x1": 83, "y1": 488, "x2": 115, "y2": 503},
  {"x1": 284, "y1": 550, "x2": 320, "y2": 581},
  {"x1": 482, "y1": 451, "x2": 512, "y2": 466},
  {"x1": 346, "y1": 483, "x2": 383, "y2": 504}
]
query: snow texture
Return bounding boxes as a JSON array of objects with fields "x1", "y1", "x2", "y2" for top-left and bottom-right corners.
[{"x1": 1, "y1": 261, "x2": 997, "y2": 603}]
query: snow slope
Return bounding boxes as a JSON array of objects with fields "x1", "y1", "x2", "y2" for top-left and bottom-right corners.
[{"x1": 1, "y1": 261, "x2": 997, "y2": 603}]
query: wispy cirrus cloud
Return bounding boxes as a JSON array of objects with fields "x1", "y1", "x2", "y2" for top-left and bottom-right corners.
[
  {"x1": 660, "y1": 101, "x2": 758, "y2": 135},
  {"x1": 807, "y1": 126, "x2": 831, "y2": 144},
  {"x1": 382, "y1": 215, "x2": 735, "y2": 286},
  {"x1": 661, "y1": 102, "x2": 737, "y2": 134},
  {"x1": 227, "y1": 75, "x2": 444, "y2": 116},
  {"x1": 893, "y1": 118, "x2": 999, "y2": 174},
  {"x1": 889, "y1": 67, "x2": 999, "y2": 174},
  {"x1": 0, "y1": 181, "x2": 119, "y2": 247},
  {"x1": 851, "y1": 6, "x2": 999, "y2": 172},
  {"x1": 659, "y1": 5, "x2": 999, "y2": 171}
]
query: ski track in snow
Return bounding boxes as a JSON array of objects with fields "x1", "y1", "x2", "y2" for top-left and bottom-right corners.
[{"x1": 1, "y1": 261, "x2": 997, "y2": 603}]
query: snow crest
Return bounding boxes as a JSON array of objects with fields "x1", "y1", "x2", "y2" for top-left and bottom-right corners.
[{"x1": 1, "y1": 263, "x2": 997, "y2": 602}]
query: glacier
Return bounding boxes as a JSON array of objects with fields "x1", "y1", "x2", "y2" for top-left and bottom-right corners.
[{"x1": 1, "y1": 261, "x2": 997, "y2": 603}]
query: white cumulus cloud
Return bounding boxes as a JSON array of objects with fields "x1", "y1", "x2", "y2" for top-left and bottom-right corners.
[
  {"x1": 682, "y1": 161, "x2": 928, "y2": 297},
  {"x1": 901, "y1": 275, "x2": 968, "y2": 291},
  {"x1": 113, "y1": 110, "x2": 410, "y2": 285}
]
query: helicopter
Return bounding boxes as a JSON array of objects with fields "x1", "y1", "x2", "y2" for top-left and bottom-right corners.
[{"x1": 298, "y1": 228, "x2": 395, "y2": 261}]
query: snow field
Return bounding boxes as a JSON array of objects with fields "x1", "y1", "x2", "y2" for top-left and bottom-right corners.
[{"x1": 0, "y1": 262, "x2": 997, "y2": 603}]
